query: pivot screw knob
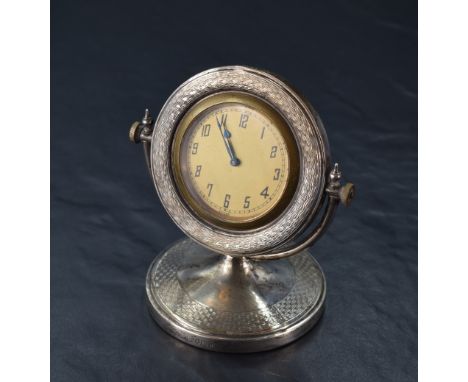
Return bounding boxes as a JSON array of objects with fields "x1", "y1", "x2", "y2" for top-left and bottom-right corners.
[
  {"x1": 340, "y1": 183, "x2": 355, "y2": 207},
  {"x1": 129, "y1": 108, "x2": 153, "y2": 143}
]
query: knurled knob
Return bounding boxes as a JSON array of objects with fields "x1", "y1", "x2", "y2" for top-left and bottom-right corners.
[
  {"x1": 129, "y1": 121, "x2": 142, "y2": 143},
  {"x1": 339, "y1": 183, "x2": 355, "y2": 207}
]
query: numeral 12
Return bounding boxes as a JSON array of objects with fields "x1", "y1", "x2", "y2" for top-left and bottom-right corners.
[{"x1": 239, "y1": 114, "x2": 249, "y2": 128}]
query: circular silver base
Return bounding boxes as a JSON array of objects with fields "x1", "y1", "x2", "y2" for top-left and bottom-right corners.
[{"x1": 146, "y1": 239, "x2": 326, "y2": 353}]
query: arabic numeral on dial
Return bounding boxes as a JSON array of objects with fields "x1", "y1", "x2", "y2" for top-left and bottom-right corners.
[
  {"x1": 260, "y1": 126, "x2": 266, "y2": 139},
  {"x1": 191, "y1": 142, "x2": 199, "y2": 154},
  {"x1": 243, "y1": 196, "x2": 250, "y2": 209},
  {"x1": 224, "y1": 194, "x2": 231, "y2": 208},
  {"x1": 239, "y1": 113, "x2": 249, "y2": 128},
  {"x1": 260, "y1": 186, "x2": 269, "y2": 199},
  {"x1": 207, "y1": 183, "x2": 213, "y2": 197},
  {"x1": 194, "y1": 165, "x2": 202, "y2": 177},
  {"x1": 273, "y1": 168, "x2": 281, "y2": 180},
  {"x1": 201, "y1": 124, "x2": 211, "y2": 137},
  {"x1": 270, "y1": 146, "x2": 277, "y2": 158}
]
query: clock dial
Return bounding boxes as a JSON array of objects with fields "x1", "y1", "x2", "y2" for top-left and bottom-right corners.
[{"x1": 172, "y1": 92, "x2": 299, "y2": 228}]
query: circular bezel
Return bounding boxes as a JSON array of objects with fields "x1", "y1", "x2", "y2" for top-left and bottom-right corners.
[
  {"x1": 171, "y1": 91, "x2": 300, "y2": 229},
  {"x1": 151, "y1": 66, "x2": 330, "y2": 256}
]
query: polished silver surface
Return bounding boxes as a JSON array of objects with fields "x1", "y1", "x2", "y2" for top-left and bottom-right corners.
[
  {"x1": 146, "y1": 239, "x2": 326, "y2": 352},
  {"x1": 129, "y1": 66, "x2": 354, "y2": 353}
]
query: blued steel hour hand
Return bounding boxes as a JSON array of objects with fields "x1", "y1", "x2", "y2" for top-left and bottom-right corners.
[{"x1": 216, "y1": 114, "x2": 241, "y2": 166}]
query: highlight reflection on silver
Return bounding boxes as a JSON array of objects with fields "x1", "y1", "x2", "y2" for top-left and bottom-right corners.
[{"x1": 146, "y1": 239, "x2": 326, "y2": 352}]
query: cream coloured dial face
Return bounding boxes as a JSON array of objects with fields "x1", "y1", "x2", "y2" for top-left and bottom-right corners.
[{"x1": 178, "y1": 102, "x2": 291, "y2": 224}]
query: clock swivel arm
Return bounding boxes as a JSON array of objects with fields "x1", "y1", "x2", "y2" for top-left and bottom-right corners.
[{"x1": 253, "y1": 163, "x2": 355, "y2": 260}]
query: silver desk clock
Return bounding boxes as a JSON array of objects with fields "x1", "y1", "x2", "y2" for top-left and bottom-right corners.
[{"x1": 129, "y1": 66, "x2": 354, "y2": 352}]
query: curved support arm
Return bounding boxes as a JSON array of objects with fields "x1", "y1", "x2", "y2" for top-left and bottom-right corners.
[
  {"x1": 253, "y1": 163, "x2": 355, "y2": 261},
  {"x1": 253, "y1": 196, "x2": 339, "y2": 260},
  {"x1": 142, "y1": 140, "x2": 152, "y2": 174}
]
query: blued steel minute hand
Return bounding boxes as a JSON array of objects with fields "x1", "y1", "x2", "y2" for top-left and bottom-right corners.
[{"x1": 216, "y1": 114, "x2": 241, "y2": 166}]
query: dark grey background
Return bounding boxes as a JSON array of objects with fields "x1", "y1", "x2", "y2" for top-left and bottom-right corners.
[{"x1": 51, "y1": 0, "x2": 417, "y2": 381}]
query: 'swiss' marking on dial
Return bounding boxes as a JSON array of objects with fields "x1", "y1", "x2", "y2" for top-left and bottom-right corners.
[{"x1": 183, "y1": 103, "x2": 290, "y2": 222}]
